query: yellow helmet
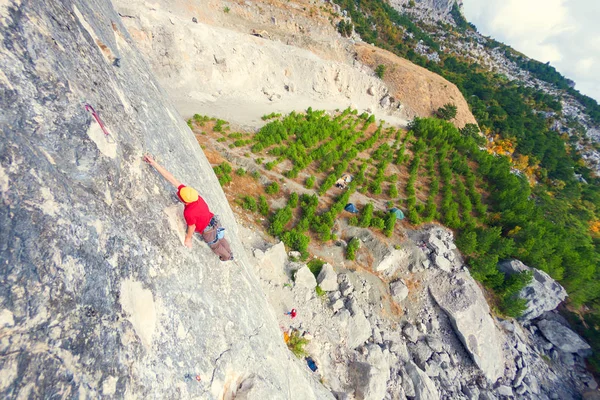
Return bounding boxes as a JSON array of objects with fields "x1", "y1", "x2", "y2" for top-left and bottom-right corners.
[{"x1": 180, "y1": 187, "x2": 199, "y2": 203}]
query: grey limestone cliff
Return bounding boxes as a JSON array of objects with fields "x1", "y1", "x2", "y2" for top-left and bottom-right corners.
[{"x1": 0, "y1": 0, "x2": 332, "y2": 398}]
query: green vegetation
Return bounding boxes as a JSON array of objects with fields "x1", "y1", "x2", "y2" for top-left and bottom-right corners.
[
  {"x1": 222, "y1": 103, "x2": 598, "y2": 343},
  {"x1": 346, "y1": 237, "x2": 360, "y2": 260},
  {"x1": 305, "y1": 175, "x2": 316, "y2": 189},
  {"x1": 265, "y1": 182, "x2": 280, "y2": 195},
  {"x1": 315, "y1": 286, "x2": 326, "y2": 297},
  {"x1": 307, "y1": 259, "x2": 326, "y2": 278},
  {"x1": 375, "y1": 64, "x2": 386, "y2": 79},
  {"x1": 436, "y1": 103, "x2": 457, "y2": 120},
  {"x1": 258, "y1": 195, "x2": 270, "y2": 216},
  {"x1": 240, "y1": 195, "x2": 257, "y2": 212},
  {"x1": 262, "y1": 112, "x2": 282, "y2": 121},
  {"x1": 213, "y1": 162, "x2": 232, "y2": 186},
  {"x1": 287, "y1": 330, "x2": 309, "y2": 358},
  {"x1": 337, "y1": 19, "x2": 353, "y2": 37}
]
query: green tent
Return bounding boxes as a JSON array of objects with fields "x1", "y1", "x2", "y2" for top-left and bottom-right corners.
[{"x1": 389, "y1": 208, "x2": 405, "y2": 220}]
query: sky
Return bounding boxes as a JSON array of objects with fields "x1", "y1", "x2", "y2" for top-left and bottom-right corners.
[{"x1": 462, "y1": 0, "x2": 600, "y2": 102}]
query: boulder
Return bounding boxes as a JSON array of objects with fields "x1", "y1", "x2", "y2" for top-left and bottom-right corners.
[
  {"x1": 426, "y1": 335, "x2": 443, "y2": 352},
  {"x1": 496, "y1": 385, "x2": 513, "y2": 397},
  {"x1": 402, "y1": 322, "x2": 419, "y2": 343},
  {"x1": 390, "y1": 280, "x2": 409, "y2": 303},
  {"x1": 536, "y1": 319, "x2": 591, "y2": 354},
  {"x1": 429, "y1": 272, "x2": 504, "y2": 381},
  {"x1": 317, "y1": 263, "x2": 338, "y2": 291},
  {"x1": 408, "y1": 340, "x2": 433, "y2": 369},
  {"x1": 347, "y1": 310, "x2": 372, "y2": 349},
  {"x1": 253, "y1": 242, "x2": 289, "y2": 284},
  {"x1": 347, "y1": 345, "x2": 390, "y2": 400},
  {"x1": 498, "y1": 260, "x2": 567, "y2": 320},
  {"x1": 433, "y1": 255, "x2": 452, "y2": 272},
  {"x1": 294, "y1": 266, "x2": 317, "y2": 289},
  {"x1": 288, "y1": 250, "x2": 302, "y2": 259},
  {"x1": 405, "y1": 361, "x2": 440, "y2": 400},
  {"x1": 374, "y1": 248, "x2": 408, "y2": 272}
]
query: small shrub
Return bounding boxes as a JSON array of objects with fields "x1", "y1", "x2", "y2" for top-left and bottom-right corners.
[
  {"x1": 370, "y1": 217, "x2": 385, "y2": 230},
  {"x1": 258, "y1": 195, "x2": 270, "y2": 216},
  {"x1": 265, "y1": 182, "x2": 280, "y2": 195},
  {"x1": 220, "y1": 162, "x2": 232, "y2": 174},
  {"x1": 359, "y1": 203, "x2": 374, "y2": 228},
  {"x1": 315, "y1": 286, "x2": 326, "y2": 297},
  {"x1": 307, "y1": 259, "x2": 325, "y2": 278},
  {"x1": 348, "y1": 216, "x2": 358, "y2": 226},
  {"x1": 288, "y1": 192, "x2": 299, "y2": 208},
  {"x1": 241, "y1": 195, "x2": 257, "y2": 212},
  {"x1": 436, "y1": 103, "x2": 458, "y2": 120},
  {"x1": 337, "y1": 20, "x2": 353, "y2": 37},
  {"x1": 346, "y1": 237, "x2": 360, "y2": 260},
  {"x1": 305, "y1": 176, "x2": 316, "y2": 189},
  {"x1": 251, "y1": 170, "x2": 260, "y2": 180},
  {"x1": 223, "y1": 6, "x2": 230, "y2": 13},
  {"x1": 235, "y1": 167, "x2": 246, "y2": 176},
  {"x1": 375, "y1": 64, "x2": 386, "y2": 79},
  {"x1": 287, "y1": 330, "x2": 309, "y2": 358}
]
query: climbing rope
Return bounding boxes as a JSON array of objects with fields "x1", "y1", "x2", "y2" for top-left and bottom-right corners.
[{"x1": 84, "y1": 103, "x2": 115, "y2": 143}]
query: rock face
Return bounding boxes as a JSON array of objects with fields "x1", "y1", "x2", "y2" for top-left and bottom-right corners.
[
  {"x1": 0, "y1": 1, "x2": 331, "y2": 398},
  {"x1": 429, "y1": 272, "x2": 504, "y2": 381},
  {"x1": 498, "y1": 259, "x2": 567, "y2": 320},
  {"x1": 537, "y1": 319, "x2": 591, "y2": 354}
]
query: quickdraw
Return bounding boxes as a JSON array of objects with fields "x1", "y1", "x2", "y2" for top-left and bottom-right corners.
[{"x1": 84, "y1": 103, "x2": 115, "y2": 143}]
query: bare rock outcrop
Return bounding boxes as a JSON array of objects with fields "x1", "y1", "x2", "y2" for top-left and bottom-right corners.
[
  {"x1": 537, "y1": 319, "x2": 591, "y2": 354},
  {"x1": 0, "y1": 1, "x2": 332, "y2": 398},
  {"x1": 429, "y1": 272, "x2": 504, "y2": 381}
]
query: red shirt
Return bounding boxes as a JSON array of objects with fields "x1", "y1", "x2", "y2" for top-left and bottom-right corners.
[{"x1": 177, "y1": 185, "x2": 214, "y2": 232}]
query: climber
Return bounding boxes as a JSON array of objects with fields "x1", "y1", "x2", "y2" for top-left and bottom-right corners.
[{"x1": 143, "y1": 154, "x2": 234, "y2": 261}]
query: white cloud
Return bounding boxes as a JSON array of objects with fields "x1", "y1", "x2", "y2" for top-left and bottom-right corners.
[{"x1": 462, "y1": 0, "x2": 600, "y2": 102}]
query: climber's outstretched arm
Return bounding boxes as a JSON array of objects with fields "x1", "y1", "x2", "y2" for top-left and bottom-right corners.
[{"x1": 144, "y1": 154, "x2": 181, "y2": 188}]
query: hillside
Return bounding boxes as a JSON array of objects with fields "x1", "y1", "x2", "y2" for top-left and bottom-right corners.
[{"x1": 114, "y1": 0, "x2": 476, "y2": 130}]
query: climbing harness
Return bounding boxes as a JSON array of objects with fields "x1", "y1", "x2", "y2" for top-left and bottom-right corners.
[
  {"x1": 84, "y1": 103, "x2": 115, "y2": 143},
  {"x1": 203, "y1": 216, "x2": 226, "y2": 245}
]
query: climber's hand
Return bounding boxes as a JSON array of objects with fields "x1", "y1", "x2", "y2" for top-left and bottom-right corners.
[{"x1": 143, "y1": 154, "x2": 155, "y2": 165}]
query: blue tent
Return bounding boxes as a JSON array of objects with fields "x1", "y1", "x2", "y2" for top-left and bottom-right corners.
[
  {"x1": 344, "y1": 203, "x2": 359, "y2": 213},
  {"x1": 389, "y1": 208, "x2": 405, "y2": 220}
]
